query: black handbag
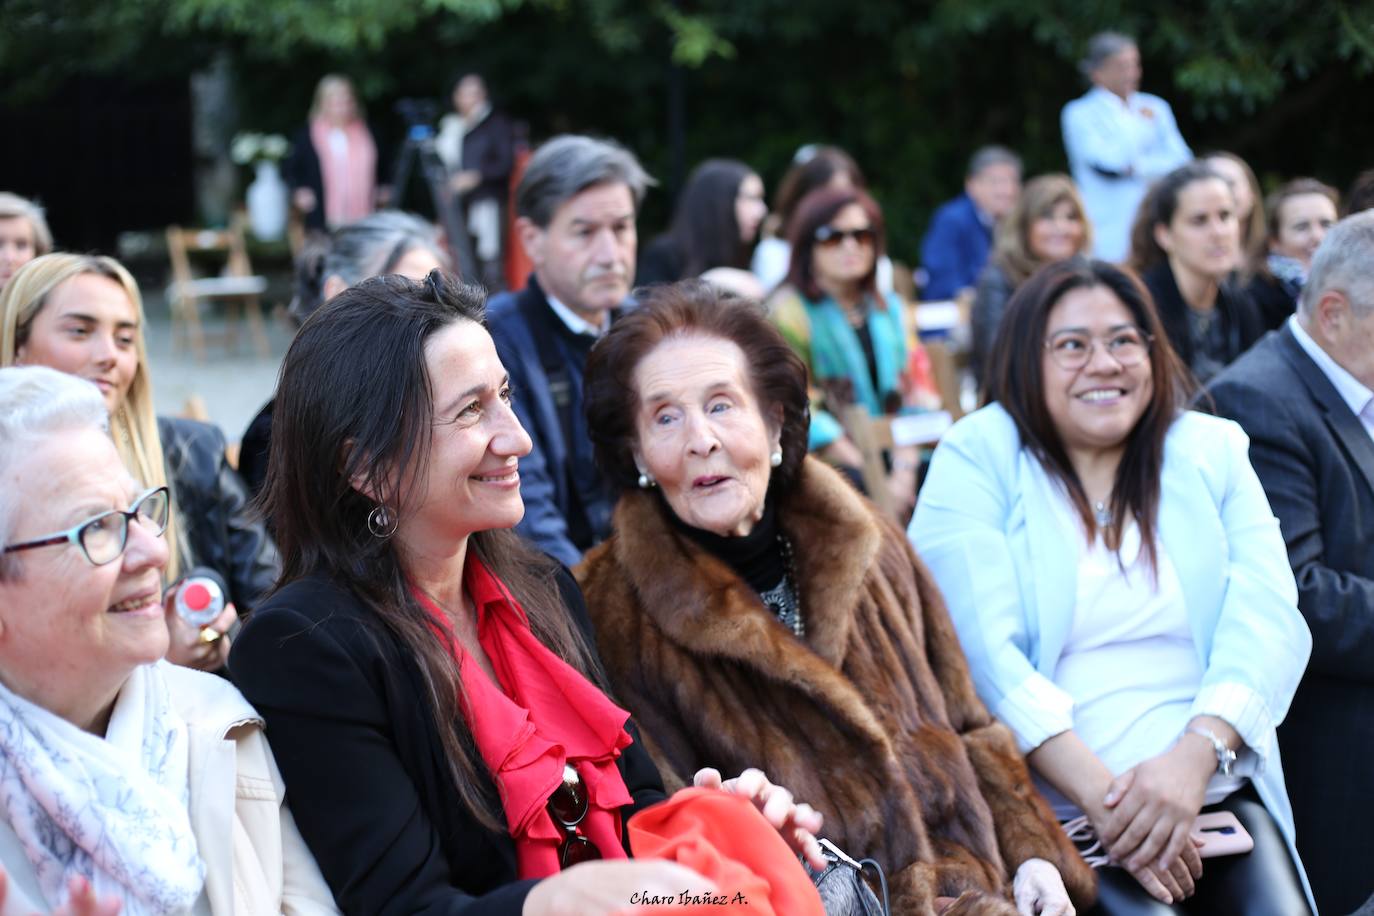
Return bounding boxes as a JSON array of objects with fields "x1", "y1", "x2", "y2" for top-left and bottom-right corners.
[{"x1": 808, "y1": 838, "x2": 891, "y2": 916}]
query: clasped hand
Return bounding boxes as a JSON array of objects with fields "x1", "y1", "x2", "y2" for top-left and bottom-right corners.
[
  {"x1": 693, "y1": 767, "x2": 827, "y2": 869},
  {"x1": 1095, "y1": 740, "x2": 1213, "y2": 903}
]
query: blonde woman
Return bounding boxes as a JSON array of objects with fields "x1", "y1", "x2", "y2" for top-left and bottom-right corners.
[
  {"x1": 0, "y1": 253, "x2": 276, "y2": 671},
  {"x1": 0, "y1": 192, "x2": 53, "y2": 290},
  {"x1": 285, "y1": 75, "x2": 386, "y2": 231},
  {"x1": 971, "y1": 174, "x2": 1094, "y2": 386}
]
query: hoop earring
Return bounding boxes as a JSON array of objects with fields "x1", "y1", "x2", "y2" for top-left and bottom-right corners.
[
  {"x1": 367, "y1": 504, "x2": 398, "y2": 539},
  {"x1": 637, "y1": 473, "x2": 655, "y2": 489},
  {"x1": 769, "y1": 450, "x2": 783, "y2": 467}
]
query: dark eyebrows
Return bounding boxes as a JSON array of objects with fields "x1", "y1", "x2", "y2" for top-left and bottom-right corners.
[
  {"x1": 1048, "y1": 322, "x2": 1137, "y2": 336},
  {"x1": 570, "y1": 212, "x2": 635, "y2": 228},
  {"x1": 438, "y1": 373, "x2": 510, "y2": 416}
]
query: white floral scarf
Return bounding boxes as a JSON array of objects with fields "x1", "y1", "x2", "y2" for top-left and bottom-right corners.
[{"x1": 0, "y1": 661, "x2": 206, "y2": 914}]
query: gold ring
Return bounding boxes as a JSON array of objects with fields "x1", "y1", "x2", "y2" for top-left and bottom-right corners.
[{"x1": 198, "y1": 628, "x2": 223, "y2": 644}]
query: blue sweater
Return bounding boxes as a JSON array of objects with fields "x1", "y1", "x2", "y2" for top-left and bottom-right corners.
[
  {"x1": 486, "y1": 278, "x2": 616, "y2": 567},
  {"x1": 919, "y1": 193, "x2": 993, "y2": 300}
]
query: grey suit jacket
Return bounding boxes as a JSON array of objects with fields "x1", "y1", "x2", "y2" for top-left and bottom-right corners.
[{"x1": 1206, "y1": 323, "x2": 1374, "y2": 916}]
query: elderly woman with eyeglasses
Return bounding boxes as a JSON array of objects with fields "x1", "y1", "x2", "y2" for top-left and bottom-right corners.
[
  {"x1": 0, "y1": 365, "x2": 337, "y2": 915},
  {"x1": 911, "y1": 260, "x2": 1315, "y2": 914}
]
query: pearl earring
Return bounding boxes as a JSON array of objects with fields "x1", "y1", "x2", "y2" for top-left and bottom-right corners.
[
  {"x1": 638, "y1": 473, "x2": 655, "y2": 489},
  {"x1": 769, "y1": 450, "x2": 783, "y2": 467}
]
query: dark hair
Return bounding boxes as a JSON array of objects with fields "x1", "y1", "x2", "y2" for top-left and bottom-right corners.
[
  {"x1": 262, "y1": 270, "x2": 599, "y2": 830},
  {"x1": 771, "y1": 146, "x2": 865, "y2": 236},
  {"x1": 1127, "y1": 161, "x2": 1229, "y2": 273},
  {"x1": 657, "y1": 159, "x2": 758, "y2": 276},
  {"x1": 584, "y1": 280, "x2": 810, "y2": 498},
  {"x1": 983, "y1": 259, "x2": 1192, "y2": 573},
  {"x1": 1343, "y1": 169, "x2": 1374, "y2": 217},
  {"x1": 1255, "y1": 177, "x2": 1340, "y2": 283},
  {"x1": 784, "y1": 187, "x2": 886, "y2": 302}
]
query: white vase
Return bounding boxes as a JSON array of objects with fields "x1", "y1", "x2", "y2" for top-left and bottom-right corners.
[{"x1": 246, "y1": 160, "x2": 288, "y2": 241}]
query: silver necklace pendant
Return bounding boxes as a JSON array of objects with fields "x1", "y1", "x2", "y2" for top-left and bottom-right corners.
[{"x1": 1094, "y1": 500, "x2": 1112, "y2": 528}]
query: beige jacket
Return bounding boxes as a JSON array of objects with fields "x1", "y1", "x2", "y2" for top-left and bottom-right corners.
[{"x1": 0, "y1": 664, "x2": 338, "y2": 915}]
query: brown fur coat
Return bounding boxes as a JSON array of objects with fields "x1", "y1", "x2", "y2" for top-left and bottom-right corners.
[{"x1": 577, "y1": 458, "x2": 1095, "y2": 914}]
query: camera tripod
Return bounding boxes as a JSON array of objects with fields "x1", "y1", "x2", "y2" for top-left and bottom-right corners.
[{"x1": 390, "y1": 125, "x2": 479, "y2": 282}]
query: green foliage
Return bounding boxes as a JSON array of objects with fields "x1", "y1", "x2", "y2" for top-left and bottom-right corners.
[{"x1": 6, "y1": 0, "x2": 1374, "y2": 258}]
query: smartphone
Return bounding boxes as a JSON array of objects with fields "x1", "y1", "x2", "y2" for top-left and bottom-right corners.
[{"x1": 1194, "y1": 810, "x2": 1255, "y2": 858}]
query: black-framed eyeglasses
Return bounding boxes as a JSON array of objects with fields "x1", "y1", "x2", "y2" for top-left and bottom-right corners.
[
  {"x1": 813, "y1": 225, "x2": 876, "y2": 248},
  {"x1": 547, "y1": 764, "x2": 602, "y2": 869},
  {"x1": 2, "y1": 486, "x2": 170, "y2": 567},
  {"x1": 1044, "y1": 327, "x2": 1152, "y2": 371}
]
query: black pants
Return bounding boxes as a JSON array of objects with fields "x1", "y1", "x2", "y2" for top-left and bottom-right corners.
[{"x1": 1085, "y1": 785, "x2": 1310, "y2": 916}]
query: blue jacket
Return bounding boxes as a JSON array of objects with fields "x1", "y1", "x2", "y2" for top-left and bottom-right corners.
[
  {"x1": 918, "y1": 193, "x2": 993, "y2": 300},
  {"x1": 486, "y1": 278, "x2": 615, "y2": 568},
  {"x1": 909, "y1": 404, "x2": 1315, "y2": 910}
]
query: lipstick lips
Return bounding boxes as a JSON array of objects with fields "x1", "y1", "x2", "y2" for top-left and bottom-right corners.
[{"x1": 692, "y1": 475, "x2": 730, "y2": 488}]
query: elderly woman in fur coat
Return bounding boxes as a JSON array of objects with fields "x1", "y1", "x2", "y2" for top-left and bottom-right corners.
[{"x1": 577, "y1": 281, "x2": 1095, "y2": 915}]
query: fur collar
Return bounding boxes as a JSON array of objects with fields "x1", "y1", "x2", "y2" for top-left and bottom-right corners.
[{"x1": 604, "y1": 458, "x2": 889, "y2": 745}]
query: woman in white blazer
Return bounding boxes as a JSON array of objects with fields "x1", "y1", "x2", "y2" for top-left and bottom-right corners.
[{"x1": 910, "y1": 259, "x2": 1314, "y2": 915}]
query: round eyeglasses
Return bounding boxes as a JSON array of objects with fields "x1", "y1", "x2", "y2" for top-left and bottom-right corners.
[
  {"x1": 1044, "y1": 327, "x2": 1152, "y2": 371},
  {"x1": 2, "y1": 486, "x2": 171, "y2": 567}
]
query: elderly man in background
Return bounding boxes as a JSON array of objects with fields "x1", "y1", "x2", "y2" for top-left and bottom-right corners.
[
  {"x1": 1206, "y1": 211, "x2": 1374, "y2": 916},
  {"x1": 918, "y1": 145, "x2": 1021, "y2": 301},
  {"x1": 1062, "y1": 31, "x2": 1191, "y2": 262},
  {"x1": 485, "y1": 135, "x2": 653, "y2": 567}
]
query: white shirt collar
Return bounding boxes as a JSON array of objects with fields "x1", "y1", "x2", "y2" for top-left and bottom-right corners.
[
  {"x1": 1089, "y1": 85, "x2": 1138, "y2": 109},
  {"x1": 1288, "y1": 315, "x2": 1374, "y2": 418},
  {"x1": 546, "y1": 292, "x2": 610, "y2": 337}
]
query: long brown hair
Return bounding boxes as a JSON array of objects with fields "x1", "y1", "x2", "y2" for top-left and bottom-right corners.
[
  {"x1": 992, "y1": 174, "x2": 1093, "y2": 287},
  {"x1": 262, "y1": 271, "x2": 601, "y2": 830},
  {"x1": 982, "y1": 260, "x2": 1192, "y2": 572}
]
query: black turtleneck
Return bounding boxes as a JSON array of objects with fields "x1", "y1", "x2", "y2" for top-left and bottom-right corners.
[{"x1": 667, "y1": 498, "x2": 787, "y2": 597}]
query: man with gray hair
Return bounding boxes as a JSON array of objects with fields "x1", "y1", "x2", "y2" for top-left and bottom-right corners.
[
  {"x1": 918, "y1": 145, "x2": 1021, "y2": 300},
  {"x1": 486, "y1": 134, "x2": 653, "y2": 566},
  {"x1": 1206, "y1": 211, "x2": 1374, "y2": 915},
  {"x1": 1061, "y1": 31, "x2": 1191, "y2": 261}
]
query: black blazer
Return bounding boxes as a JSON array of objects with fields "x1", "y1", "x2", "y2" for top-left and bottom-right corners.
[
  {"x1": 158, "y1": 416, "x2": 278, "y2": 613},
  {"x1": 1142, "y1": 263, "x2": 1264, "y2": 382},
  {"x1": 1205, "y1": 324, "x2": 1374, "y2": 915},
  {"x1": 228, "y1": 567, "x2": 667, "y2": 916}
]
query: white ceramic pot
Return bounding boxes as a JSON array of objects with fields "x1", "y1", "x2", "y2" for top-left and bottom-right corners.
[{"x1": 246, "y1": 160, "x2": 288, "y2": 241}]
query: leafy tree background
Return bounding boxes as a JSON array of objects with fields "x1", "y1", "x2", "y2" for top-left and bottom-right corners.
[{"x1": 5, "y1": 0, "x2": 1373, "y2": 261}]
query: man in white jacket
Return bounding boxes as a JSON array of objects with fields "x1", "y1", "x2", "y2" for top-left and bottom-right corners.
[{"x1": 1062, "y1": 32, "x2": 1192, "y2": 262}]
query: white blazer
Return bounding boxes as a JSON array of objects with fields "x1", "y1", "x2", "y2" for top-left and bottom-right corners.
[
  {"x1": 1061, "y1": 86, "x2": 1191, "y2": 262},
  {"x1": 909, "y1": 404, "x2": 1314, "y2": 908}
]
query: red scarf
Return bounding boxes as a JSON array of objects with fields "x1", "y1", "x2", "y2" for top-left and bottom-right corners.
[
  {"x1": 309, "y1": 117, "x2": 376, "y2": 228},
  {"x1": 410, "y1": 557, "x2": 632, "y2": 879}
]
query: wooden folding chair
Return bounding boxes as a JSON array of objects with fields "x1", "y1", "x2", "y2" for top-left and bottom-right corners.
[
  {"x1": 841, "y1": 404, "x2": 953, "y2": 519},
  {"x1": 165, "y1": 212, "x2": 271, "y2": 361}
]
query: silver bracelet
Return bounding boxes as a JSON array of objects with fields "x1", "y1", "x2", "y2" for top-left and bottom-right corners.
[{"x1": 1185, "y1": 726, "x2": 1237, "y2": 777}]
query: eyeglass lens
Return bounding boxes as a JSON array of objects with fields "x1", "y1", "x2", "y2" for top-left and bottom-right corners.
[
  {"x1": 815, "y1": 226, "x2": 875, "y2": 247},
  {"x1": 81, "y1": 488, "x2": 170, "y2": 565},
  {"x1": 1047, "y1": 330, "x2": 1149, "y2": 370}
]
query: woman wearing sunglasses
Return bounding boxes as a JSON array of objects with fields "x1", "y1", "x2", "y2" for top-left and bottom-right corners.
[
  {"x1": 0, "y1": 253, "x2": 277, "y2": 670},
  {"x1": 911, "y1": 260, "x2": 1315, "y2": 913},
  {"x1": 0, "y1": 365, "x2": 337, "y2": 914},
  {"x1": 767, "y1": 186, "x2": 939, "y2": 515},
  {"x1": 227, "y1": 272, "x2": 824, "y2": 915}
]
